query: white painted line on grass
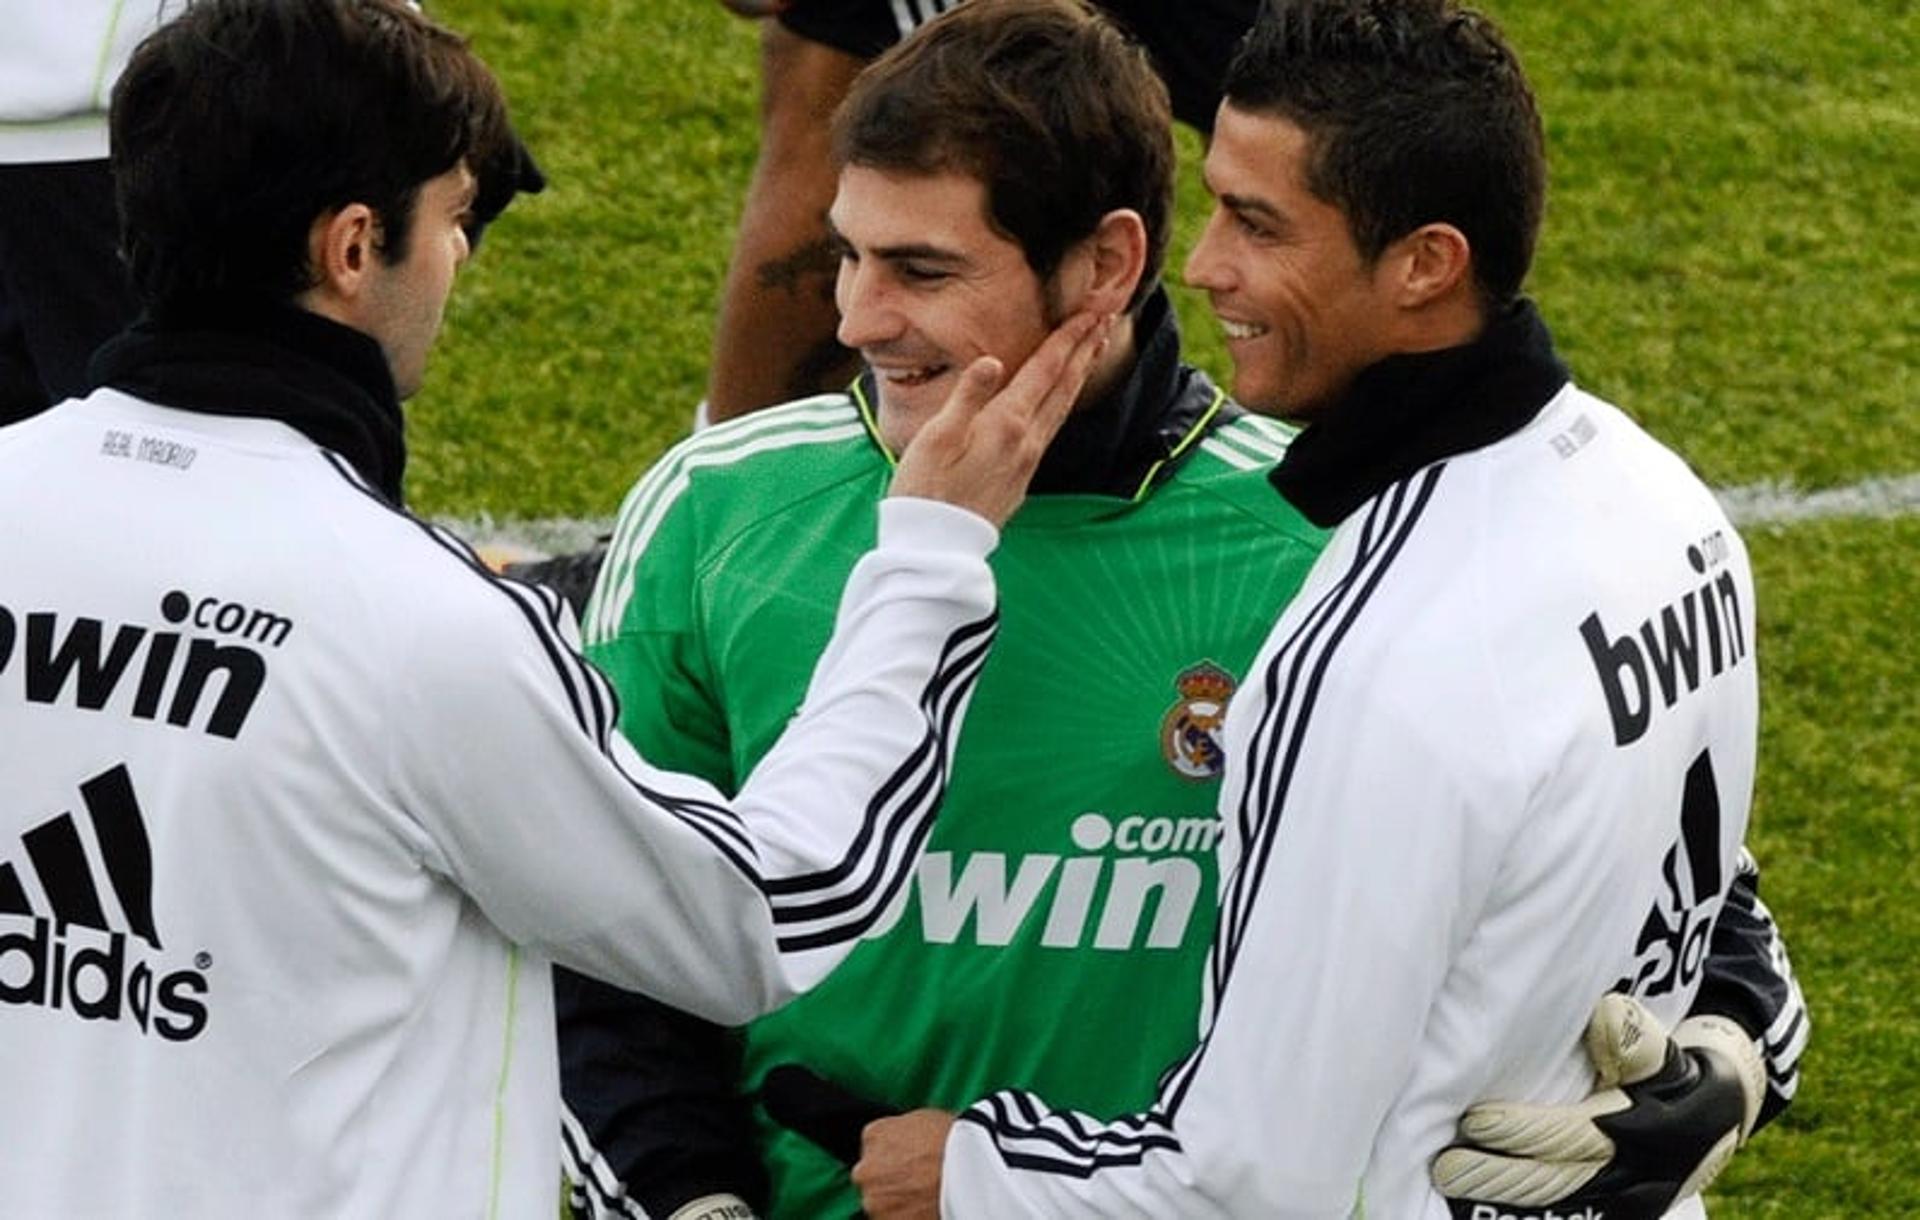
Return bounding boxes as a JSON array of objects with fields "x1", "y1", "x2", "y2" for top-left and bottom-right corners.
[
  {"x1": 439, "y1": 472, "x2": 1920, "y2": 557},
  {"x1": 1717, "y1": 473, "x2": 1920, "y2": 528},
  {"x1": 442, "y1": 512, "x2": 613, "y2": 559}
]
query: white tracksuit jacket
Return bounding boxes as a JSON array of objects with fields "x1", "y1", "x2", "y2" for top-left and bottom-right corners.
[
  {"x1": 0, "y1": 388, "x2": 1000, "y2": 1216},
  {"x1": 1, "y1": 2, "x2": 180, "y2": 163},
  {"x1": 943, "y1": 376, "x2": 1758, "y2": 1217}
]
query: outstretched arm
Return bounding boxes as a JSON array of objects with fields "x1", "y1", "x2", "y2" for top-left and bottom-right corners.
[{"x1": 403, "y1": 312, "x2": 1111, "y2": 1020}]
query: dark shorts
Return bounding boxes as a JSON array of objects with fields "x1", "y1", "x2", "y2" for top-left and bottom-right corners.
[
  {"x1": 0, "y1": 158, "x2": 139, "y2": 423},
  {"x1": 777, "y1": 0, "x2": 1257, "y2": 131}
]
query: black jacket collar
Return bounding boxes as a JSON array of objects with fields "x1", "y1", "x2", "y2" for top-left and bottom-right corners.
[
  {"x1": 91, "y1": 303, "x2": 407, "y2": 503},
  {"x1": 855, "y1": 286, "x2": 1227, "y2": 499},
  {"x1": 1271, "y1": 298, "x2": 1569, "y2": 527}
]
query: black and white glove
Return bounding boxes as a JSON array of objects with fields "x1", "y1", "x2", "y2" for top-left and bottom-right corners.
[
  {"x1": 1432, "y1": 994, "x2": 1766, "y2": 1220},
  {"x1": 664, "y1": 1195, "x2": 759, "y2": 1220}
]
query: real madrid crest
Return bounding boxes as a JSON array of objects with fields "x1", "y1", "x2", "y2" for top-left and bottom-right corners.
[{"x1": 1160, "y1": 661, "x2": 1235, "y2": 780}]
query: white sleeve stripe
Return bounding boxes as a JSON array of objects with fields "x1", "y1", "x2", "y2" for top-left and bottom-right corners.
[
  {"x1": 1198, "y1": 438, "x2": 1263, "y2": 470},
  {"x1": 586, "y1": 399, "x2": 853, "y2": 637},
  {"x1": 1731, "y1": 857, "x2": 1810, "y2": 1090},
  {"x1": 964, "y1": 470, "x2": 1445, "y2": 1175},
  {"x1": 1199, "y1": 430, "x2": 1274, "y2": 467},
  {"x1": 587, "y1": 403, "x2": 864, "y2": 642},
  {"x1": 592, "y1": 419, "x2": 870, "y2": 640},
  {"x1": 559, "y1": 1104, "x2": 649, "y2": 1220},
  {"x1": 1208, "y1": 420, "x2": 1292, "y2": 465},
  {"x1": 1766, "y1": 1004, "x2": 1808, "y2": 1081},
  {"x1": 1239, "y1": 414, "x2": 1302, "y2": 446},
  {"x1": 1006, "y1": 1088, "x2": 1174, "y2": 1147},
  {"x1": 764, "y1": 729, "x2": 941, "y2": 911},
  {"x1": 558, "y1": 584, "x2": 621, "y2": 735},
  {"x1": 599, "y1": 396, "x2": 852, "y2": 542},
  {"x1": 769, "y1": 738, "x2": 947, "y2": 945},
  {"x1": 890, "y1": 1, "x2": 917, "y2": 40},
  {"x1": 1766, "y1": 1007, "x2": 1804, "y2": 1099},
  {"x1": 1767, "y1": 995, "x2": 1808, "y2": 1057},
  {"x1": 1761, "y1": 894, "x2": 1805, "y2": 1100}
]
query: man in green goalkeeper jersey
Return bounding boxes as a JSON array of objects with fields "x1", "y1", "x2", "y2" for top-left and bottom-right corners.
[{"x1": 557, "y1": 4, "x2": 1801, "y2": 1219}]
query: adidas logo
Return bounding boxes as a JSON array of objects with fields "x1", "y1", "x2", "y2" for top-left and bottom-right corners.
[
  {"x1": 0, "y1": 764, "x2": 209, "y2": 1041},
  {"x1": 1616, "y1": 748, "x2": 1725, "y2": 1000}
]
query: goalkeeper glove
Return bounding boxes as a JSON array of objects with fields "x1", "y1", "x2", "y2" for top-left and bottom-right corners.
[
  {"x1": 665, "y1": 1195, "x2": 758, "y2": 1220},
  {"x1": 1431, "y1": 993, "x2": 1766, "y2": 1220}
]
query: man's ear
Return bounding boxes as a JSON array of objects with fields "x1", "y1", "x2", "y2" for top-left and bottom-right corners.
[
  {"x1": 1061, "y1": 208, "x2": 1149, "y2": 316},
  {"x1": 1387, "y1": 221, "x2": 1473, "y2": 310},
  {"x1": 302, "y1": 203, "x2": 381, "y2": 312}
]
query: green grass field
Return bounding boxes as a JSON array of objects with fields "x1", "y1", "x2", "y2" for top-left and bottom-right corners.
[{"x1": 428, "y1": 1, "x2": 1919, "y2": 1213}]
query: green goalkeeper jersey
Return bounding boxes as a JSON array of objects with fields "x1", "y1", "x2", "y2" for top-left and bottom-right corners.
[{"x1": 580, "y1": 377, "x2": 1323, "y2": 1219}]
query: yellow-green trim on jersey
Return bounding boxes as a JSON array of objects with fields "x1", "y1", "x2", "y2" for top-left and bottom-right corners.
[{"x1": 586, "y1": 394, "x2": 1326, "y2": 1219}]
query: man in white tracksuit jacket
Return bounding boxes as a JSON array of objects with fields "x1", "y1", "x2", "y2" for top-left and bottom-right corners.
[
  {"x1": 852, "y1": 2, "x2": 1783, "y2": 1217},
  {"x1": 0, "y1": 0, "x2": 1109, "y2": 1214}
]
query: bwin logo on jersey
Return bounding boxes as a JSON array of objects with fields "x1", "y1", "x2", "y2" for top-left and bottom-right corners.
[
  {"x1": 1160, "y1": 661, "x2": 1235, "y2": 780},
  {"x1": 869, "y1": 813, "x2": 1222, "y2": 952},
  {"x1": 0, "y1": 765, "x2": 210, "y2": 1041},
  {"x1": 0, "y1": 588, "x2": 287, "y2": 740},
  {"x1": 1580, "y1": 543, "x2": 1747, "y2": 747}
]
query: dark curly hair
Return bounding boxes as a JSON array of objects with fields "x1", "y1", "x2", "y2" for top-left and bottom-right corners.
[
  {"x1": 832, "y1": 0, "x2": 1174, "y2": 314},
  {"x1": 1225, "y1": 0, "x2": 1547, "y2": 307}
]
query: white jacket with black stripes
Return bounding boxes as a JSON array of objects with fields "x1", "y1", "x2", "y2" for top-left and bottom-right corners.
[
  {"x1": 942, "y1": 304, "x2": 1767, "y2": 1217},
  {"x1": 0, "y1": 384, "x2": 999, "y2": 1217}
]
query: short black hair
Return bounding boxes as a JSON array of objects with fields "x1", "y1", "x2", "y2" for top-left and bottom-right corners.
[
  {"x1": 833, "y1": 0, "x2": 1175, "y2": 313},
  {"x1": 1224, "y1": 0, "x2": 1546, "y2": 306},
  {"x1": 112, "y1": 0, "x2": 516, "y2": 314}
]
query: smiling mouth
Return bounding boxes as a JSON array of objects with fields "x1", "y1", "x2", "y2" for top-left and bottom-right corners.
[
  {"x1": 1220, "y1": 319, "x2": 1269, "y2": 340},
  {"x1": 875, "y1": 364, "x2": 951, "y2": 388}
]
